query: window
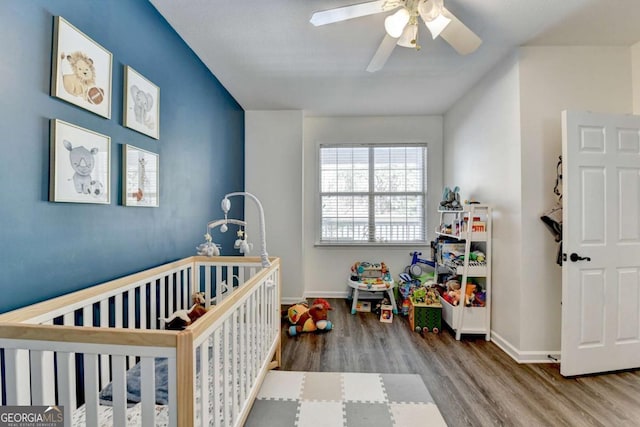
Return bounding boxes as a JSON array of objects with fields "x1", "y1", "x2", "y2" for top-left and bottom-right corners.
[{"x1": 319, "y1": 144, "x2": 427, "y2": 244}]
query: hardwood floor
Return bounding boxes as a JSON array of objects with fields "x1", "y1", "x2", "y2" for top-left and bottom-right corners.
[{"x1": 280, "y1": 299, "x2": 640, "y2": 427}]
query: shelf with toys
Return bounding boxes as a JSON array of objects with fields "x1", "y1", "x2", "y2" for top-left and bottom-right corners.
[{"x1": 434, "y1": 203, "x2": 492, "y2": 341}]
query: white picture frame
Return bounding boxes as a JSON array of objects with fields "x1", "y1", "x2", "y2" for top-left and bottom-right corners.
[
  {"x1": 51, "y1": 16, "x2": 112, "y2": 119},
  {"x1": 123, "y1": 144, "x2": 159, "y2": 207},
  {"x1": 50, "y1": 119, "x2": 111, "y2": 204},
  {"x1": 124, "y1": 66, "x2": 160, "y2": 139}
]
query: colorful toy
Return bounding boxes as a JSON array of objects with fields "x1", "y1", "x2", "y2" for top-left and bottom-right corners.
[
  {"x1": 440, "y1": 186, "x2": 462, "y2": 210},
  {"x1": 405, "y1": 251, "x2": 436, "y2": 278},
  {"x1": 351, "y1": 261, "x2": 392, "y2": 284},
  {"x1": 161, "y1": 292, "x2": 208, "y2": 330},
  {"x1": 287, "y1": 299, "x2": 333, "y2": 336}
]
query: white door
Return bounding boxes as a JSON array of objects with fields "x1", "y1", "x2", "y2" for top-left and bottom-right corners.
[{"x1": 561, "y1": 110, "x2": 640, "y2": 376}]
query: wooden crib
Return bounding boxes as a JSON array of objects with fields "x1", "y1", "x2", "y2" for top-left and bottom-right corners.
[{"x1": 0, "y1": 256, "x2": 281, "y2": 427}]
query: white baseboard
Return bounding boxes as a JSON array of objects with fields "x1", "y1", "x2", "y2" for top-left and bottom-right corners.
[
  {"x1": 491, "y1": 331, "x2": 561, "y2": 364},
  {"x1": 282, "y1": 292, "x2": 351, "y2": 305},
  {"x1": 303, "y1": 291, "x2": 350, "y2": 299}
]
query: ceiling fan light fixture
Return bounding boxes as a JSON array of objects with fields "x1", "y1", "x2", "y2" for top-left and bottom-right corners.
[
  {"x1": 418, "y1": 0, "x2": 443, "y2": 21},
  {"x1": 424, "y1": 13, "x2": 451, "y2": 39},
  {"x1": 397, "y1": 22, "x2": 418, "y2": 48},
  {"x1": 384, "y1": 7, "x2": 410, "y2": 38}
]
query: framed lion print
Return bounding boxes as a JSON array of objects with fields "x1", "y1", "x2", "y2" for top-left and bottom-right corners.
[
  {"x1": 51, "y1": 16, "x2": 113, "y2": 119},
  {"x1": 124, "y1": 66, "x2": 160, "y2": 139}
]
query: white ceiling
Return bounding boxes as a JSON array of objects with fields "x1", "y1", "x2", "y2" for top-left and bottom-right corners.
[{"x1": 150, "y1": 0, "x2": 640, "y2": 116}]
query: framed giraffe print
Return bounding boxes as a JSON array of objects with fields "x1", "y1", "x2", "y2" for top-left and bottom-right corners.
[{"x1": 122, "y1": 144, "x2": 159, "y2": 207}]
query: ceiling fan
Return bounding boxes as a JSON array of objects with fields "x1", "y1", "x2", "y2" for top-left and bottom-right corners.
[{"x1": 310, "y1": 0, "x2": 482, "y2": 72}]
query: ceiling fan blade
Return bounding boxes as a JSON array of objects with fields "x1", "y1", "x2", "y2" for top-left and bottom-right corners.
[
  {"x1": 439, "y1": 7, "x2": 482, "y2": 55},
  {"x1": 310, "y1": 0, "x2": 399, "y2": 26},
  {"x1": 366, "y1": 34, "x2": 397, "y2": 72}
]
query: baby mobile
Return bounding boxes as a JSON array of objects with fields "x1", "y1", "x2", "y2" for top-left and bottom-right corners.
[{"x1": 196, "y1": 193, "x2": 255, "y2": 258}]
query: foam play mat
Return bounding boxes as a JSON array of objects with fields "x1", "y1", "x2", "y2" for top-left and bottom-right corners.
[{"x1": 245, "y1": 371, "x2": 447, "y2": 427}]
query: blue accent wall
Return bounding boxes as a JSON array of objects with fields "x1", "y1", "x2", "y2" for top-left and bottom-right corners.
[{"x1": 0, "y1": 1, "x2": 245, "y2": 313}]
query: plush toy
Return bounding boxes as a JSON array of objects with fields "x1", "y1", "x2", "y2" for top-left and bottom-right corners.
[
  {"x1": 447, "y1": 289, "x2": 461, "y2": 306},
  {"x1": 161, "y1": 292, "x2": 208, "y2": 330},
  {"x1": 196, "y1": 233, "x2": 221, "y2": 257},
  {"x1": 440, "y1": 186, "x2": 462, "y2": 210},
  {"x1": 287, "y1": 299, "x2": 333, "y2": 336}
]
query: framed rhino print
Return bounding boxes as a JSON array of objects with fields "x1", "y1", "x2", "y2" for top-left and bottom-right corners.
[
  {"x1": 123, "y1": 66, "x2": 160, "y2": 139},
  {"x1": 50, "y1": 119, "x2": 111, "y2": 204},
  {"x1": 122, "y1": 145, "x2": 159, "y2": 207},
  {"x1": 51, "y1": 16, "x2": 113, "y2": 119}
]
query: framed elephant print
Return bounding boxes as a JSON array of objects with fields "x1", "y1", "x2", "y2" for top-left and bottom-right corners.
[
  {"x1": 122, "y1": 144, "x2": 159, "y2": 207},
  {"x1": 123, "y1": 66, "x2": 160, "y2": 139},
  {"x1": 51, "y1": 16, "x2": 113, "y2": 119},
  {"x1": 50, "y1": 119, "x2": 111, "y2": 204}
]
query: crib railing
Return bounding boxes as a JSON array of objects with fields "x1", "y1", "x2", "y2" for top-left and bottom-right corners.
[{"x1": 0, "y1": 256, "x2": 281, "y2": 427}]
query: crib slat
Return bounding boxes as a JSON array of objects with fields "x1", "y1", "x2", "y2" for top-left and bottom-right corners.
[
  {"x1": 248, "y1": 293, "x2": 255, "y2": 385},
  {"x1": 140, "y1": 356, "x2": 156, "y2": 427},
  {"x1": 202, "y1": 266, "x2": 210, "y2": 306},
  {"x1": 83, "y1": 306, "x2": 92, "y2": 327},
  {"x1": 140, "y1": 284, "x2": 148, "y2": 329},
  {"x1": 127, "y1": 290, "x2": 136, "y2": 367},
  {"x1": 212, "y1": 330, "x2": 221, "y2": 427},
  {"x1": 237, "y1": 268, "x2": 245, "y2": 287},
  {"x1": 83, "y1": 354, "x2": 100, "y2": 427},
  {"x1": 4, "y1": 348, "x2": 31, "y2": 405},
  {"x1": 168, "y1": 357, "x2": 178, "y2": 427},
  {"x1": 99, "y1": 299, "x2": 109, "y2": 388},
  {"x1": 30, "y1": 350, "x2": 55, "y2": 405},
  {"x1": 167, "y1": 275, "x2": 175, "y2": 314},
  {"x1": 149, "y1": 281, "x2": 157, "y2": 329},
  {"x1": 115, "y1": 294, "x2": 123, "y2": 328},
  {"x1": 158, "y1": 281, "x2": 164, "y2": 324},
  {"x1": 216, "y1": 267, "x2": 224, "y2": 302},
  {"x1": 112, "y1": 355, "x2": 127, "y2": 427},
  {"x1": 239, "y1": 303, "x2": 247, "y2": 404},
  {"x1": 232, "y1": 310, "x2": 239, "y2": 420},
  {"x1": 223, "y1": 319, "x2": 231, "y2": 426},
  {"x1": 199, "y1": 341, "x2": 210, "y2": 427},
  {"x1": 57, "y1": 351, "x2": 76, "y2": 418}
]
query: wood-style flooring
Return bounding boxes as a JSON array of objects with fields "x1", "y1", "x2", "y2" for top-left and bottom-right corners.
[{"x1": 279, "y1": 299, "x2": 640, "y2": 427}]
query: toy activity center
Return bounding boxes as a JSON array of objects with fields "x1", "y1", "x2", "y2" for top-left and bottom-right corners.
[{"x1": 2, "y1": 1, "x2": 640, "y2": 426}]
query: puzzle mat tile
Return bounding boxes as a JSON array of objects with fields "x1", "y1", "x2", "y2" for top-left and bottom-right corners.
[{"x1": 251, "y1": 371, "x2": 448, "y2": 427}]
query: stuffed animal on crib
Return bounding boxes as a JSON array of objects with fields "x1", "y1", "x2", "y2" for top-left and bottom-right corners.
[
  {"x1": 161, "y1": 292, "x2": 208, "y2": 330},
  {"x1": 287, "y1": 298, "x2": 333, "y2": 336}
]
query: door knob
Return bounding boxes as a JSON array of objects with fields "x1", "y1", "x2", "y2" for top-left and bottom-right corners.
[{"x1": 569, "y1": 253, "x2": 591, "y2": 262}]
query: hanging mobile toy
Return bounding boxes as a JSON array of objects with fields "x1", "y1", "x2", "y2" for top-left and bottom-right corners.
[{"x1": 234, "y1": 227, "x2": 253, "y2": 254}]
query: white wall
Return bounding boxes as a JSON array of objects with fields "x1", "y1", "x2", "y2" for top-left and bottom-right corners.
[
  {"x1": 444, "y1": 45, "x2": 633, "y2": 361},
  {"x1": 444, "y1": 52, "x2": 523, "y2": 349},
  {"x1": 518, "y1": 46, "x2": 632, "y2": 352},
  {"x1": 245, "y1": 110, "x2": 304, "y2": 299},
  {"x1": 302, "y1": 116, "x2": 443, "y2": 300},
  {"x1": 632, "y1": 41, "x2": 640, "y2": 115}
]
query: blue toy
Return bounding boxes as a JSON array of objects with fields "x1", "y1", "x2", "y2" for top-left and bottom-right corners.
[{"x1": 405, "y1": 251, "x2": 436, "y2": 278}]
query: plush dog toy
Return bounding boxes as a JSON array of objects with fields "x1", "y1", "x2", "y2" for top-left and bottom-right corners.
[
  {"x1": 287, "y1": 298, "x2": 333, "y2": 336},
  {"x1": 161, "y1": 292, "x2": 208, "y2": 330}
]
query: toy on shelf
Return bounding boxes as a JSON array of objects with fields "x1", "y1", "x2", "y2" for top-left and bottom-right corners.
[
  {"x1": 285, "y1": 299, "x2": 333, "y2": 336},
  {"x1": 440, "y1": 186, "x2": 462, "y2": 210}
]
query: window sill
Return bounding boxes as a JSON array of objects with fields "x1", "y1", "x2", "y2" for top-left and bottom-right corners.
[{"x1": 314, "y1": 241, "x2": 429, "y2": 248}]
